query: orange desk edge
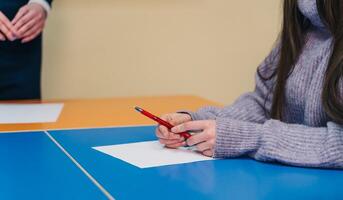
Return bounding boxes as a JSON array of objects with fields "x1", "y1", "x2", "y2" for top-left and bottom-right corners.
[{"x1": 0, "y1": 95, "x2": 222, "y2": 132}]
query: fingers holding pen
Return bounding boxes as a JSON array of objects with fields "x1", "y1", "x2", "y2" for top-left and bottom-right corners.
[
  {"x1": 171, "y1": 120, "x2": 216, "y2": 157},
  {"x1": 156, "y1": 125, "x2": 181, "y2": 140},
  {"x1": 156, "y1": 125, "x2": 185, "y2": 147}
]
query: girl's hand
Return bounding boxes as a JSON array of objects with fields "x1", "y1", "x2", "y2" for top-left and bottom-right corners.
[
  {"x1": 0, "y1": 11, "x2": 17, "y2": 41},
  {"x1": 12, "y1": 3, "x2": 47, "y2": 43},
  {"x1": 171, "y1": 120, "x2": 216, "y2": 157},
  {"x1": 155, "y1": 113, "x2": 192, "y2": 148}
]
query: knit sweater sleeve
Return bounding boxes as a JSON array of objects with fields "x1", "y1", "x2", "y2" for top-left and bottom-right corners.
[
  {"x1": 215, "y1": 118, "x2": 343, "y2": 169},
  {"x1": 186, "y1": 43, "x2": 343, "y2": 169},
  {"x1": 188, "y1": 45, "x2": 279, "y2": 123}
]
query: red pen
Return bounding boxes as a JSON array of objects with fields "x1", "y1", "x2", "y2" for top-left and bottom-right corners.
[{"x1": 134, "y1": 106, "x2": 192, "y2": 140}]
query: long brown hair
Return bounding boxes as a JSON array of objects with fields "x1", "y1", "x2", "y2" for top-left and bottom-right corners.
[{"x1": 261, "y1": 0, "x2": 343, "y2": 123}]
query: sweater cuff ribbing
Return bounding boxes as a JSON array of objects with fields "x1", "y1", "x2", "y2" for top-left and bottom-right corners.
[{"x1": 214, "y1": 118, "x2": 263, "y2": 158}]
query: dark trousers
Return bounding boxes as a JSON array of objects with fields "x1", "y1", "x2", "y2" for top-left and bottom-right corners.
[{"x1": 0, "y1": 0, "x2": 42, "y2": 100}]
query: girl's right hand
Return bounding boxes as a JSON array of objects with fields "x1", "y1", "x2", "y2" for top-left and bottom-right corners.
[
  {"x1": 0, "y1": 11, "x2": 17, "y2": 41},
  {"x1": 155, "y1": 113, "x2": 192, "y2": 148}
]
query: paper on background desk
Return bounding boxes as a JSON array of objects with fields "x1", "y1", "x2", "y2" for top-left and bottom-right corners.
[
  {"x1": 0, "y1": 103, "x2": 64, "y2": 124},
  {"x1": 93, "y1": 141, "x2": 214, "y2": 168}
]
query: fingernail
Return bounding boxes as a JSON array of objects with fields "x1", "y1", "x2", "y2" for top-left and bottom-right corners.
[{"x1": 9, "y1": 36, "x2": 16, "y2": 41}]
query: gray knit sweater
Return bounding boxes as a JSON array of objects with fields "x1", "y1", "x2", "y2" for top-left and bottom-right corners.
[{"x1": 188, "y1": 0, "x2": 343, "y2": 169}]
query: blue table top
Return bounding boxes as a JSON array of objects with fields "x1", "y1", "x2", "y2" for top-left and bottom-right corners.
[
  {"x1": 49, "y1": 126, "x2": 343, "y2": 200},
  {"x1": 0, "y1": 131, "x2": 107, "y2": 200}
]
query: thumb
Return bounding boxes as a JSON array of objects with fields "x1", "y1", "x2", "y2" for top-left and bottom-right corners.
[
  {"x1": 173, "y1": 114, "x2": 191, "y2": 125},
  {"x1": 171, "y1": 120, "x2": 208, "y2": 133}
]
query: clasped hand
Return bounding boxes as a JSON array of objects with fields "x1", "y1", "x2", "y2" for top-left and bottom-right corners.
[
  {"x1": 0, "y1": 3, "x2": 47, "y2": 43},
  {"x1": 155, "y1": 113, "x2": 216, "y2": 157}
]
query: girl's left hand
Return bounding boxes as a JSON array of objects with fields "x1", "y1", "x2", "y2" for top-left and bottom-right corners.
[{"x1": 171, "y1": 120, "x2": 216, "y2": 157}]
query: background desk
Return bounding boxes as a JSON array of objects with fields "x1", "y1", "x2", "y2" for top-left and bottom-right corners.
[
  {"x1": 0, "y1": 96, "x2": 342, "y2": 200},
  {"x1": 0, "y1": 95, "x2": 219, "y2": 132}
]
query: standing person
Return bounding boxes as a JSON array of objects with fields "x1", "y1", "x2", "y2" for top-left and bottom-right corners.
[
  {"x1": 0, "y1": 0, "x2": 53, "y2": 100},
  {"x1": 155, "y1": 0, "x2": 343, "y2": 169}
]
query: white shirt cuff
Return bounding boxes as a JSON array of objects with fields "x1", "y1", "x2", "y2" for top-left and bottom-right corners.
[{"x1": 28, "y1": 0, "x2": 51, "y2": 14}]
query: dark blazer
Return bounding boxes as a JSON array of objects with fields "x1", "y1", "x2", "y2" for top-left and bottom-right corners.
[{"x1": 0, "y1": 0, "x2": 53, "y2": 100}]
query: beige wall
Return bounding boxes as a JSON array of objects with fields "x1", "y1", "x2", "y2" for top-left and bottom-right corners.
[{"x1": 42, "y1": 0, "x2": 281, "y2": 104}]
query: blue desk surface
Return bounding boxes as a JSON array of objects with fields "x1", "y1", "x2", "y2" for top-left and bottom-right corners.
[
  {"x1": 0, "y1": 131, "x2": 107, "y2": 200},
  {"x1": 48, "y1": 126, "x2": 343, "y2": 200}
]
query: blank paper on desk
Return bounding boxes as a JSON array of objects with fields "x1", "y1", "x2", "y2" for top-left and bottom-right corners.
[
  {"x1": 0, "y1": 103, "x2": 64, "y2": 124},
  {"x1": 93, "y1": 141, "x2": 214, "y2": 168}
]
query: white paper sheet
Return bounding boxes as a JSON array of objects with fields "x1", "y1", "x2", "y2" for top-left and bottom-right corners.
[
  {"x1": 93, "y1": 140, "x2": 214, "y2": 168},
  {"x1": 0, "y1": 103, "x2": 64, "y2": 124}
]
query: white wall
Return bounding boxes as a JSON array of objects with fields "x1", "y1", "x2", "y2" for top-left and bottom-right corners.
[{"x1": 42, "y1": 0, "x2": 281, "y2": 104}]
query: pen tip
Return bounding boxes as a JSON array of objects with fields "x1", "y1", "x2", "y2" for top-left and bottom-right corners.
[{"x1": 134, "y1": 106, "x2": 142, "y2": 112}]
